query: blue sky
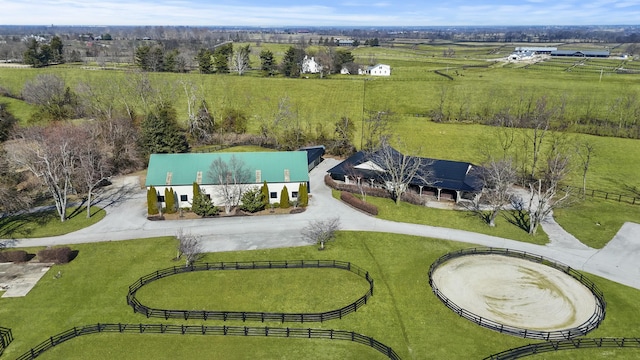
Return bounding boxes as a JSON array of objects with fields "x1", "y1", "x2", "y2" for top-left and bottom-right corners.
[{"x1": 1, "y1": 0, "x2": 639, "y2": 26}]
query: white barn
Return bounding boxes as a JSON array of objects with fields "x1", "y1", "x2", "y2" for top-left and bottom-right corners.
[
  {"x1": 366, "y1": 64, "x2": 391, "y2": 76},
  {"x1": 145, "y1": 152, "x2": 310, "y2": 209}
]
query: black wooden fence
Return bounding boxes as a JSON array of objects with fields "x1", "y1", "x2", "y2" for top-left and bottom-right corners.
[
  {"x1": 14, "y1": 323, "x2": 400, "y2": 360},
  {"x1": 0, "y1": 327, "x2": 12, "y2": 356},
  {"x1": 484, "y1": 337, "x2": 640, "y2": 359},
  {"x1": 127, "y1": 260, "x2": 374, "y2": 322},
  {"x1": 429, "y1": 248, "x2": 606, "y2": 341},
  {"x1": 564, "y1": 185, "x2": 640, "y2": 205}
]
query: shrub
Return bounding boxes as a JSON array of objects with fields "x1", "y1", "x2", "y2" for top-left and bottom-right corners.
[
  {"x1": 165, "y1": 188, "x2": 177, "y2": 214},
  {"x1": 325, "y1": 174, "x2": 390, "y2": 199},
  {"x1": 0, "y1": 250, "x2": 30, "y2": 263},
  {"x1": 147, "y1": 186, "x2": 159, "y2": 215},
  {"x1": 261, "y1": 181, "x2": 270, "y2": 207},
  {"x1": 298, "y1": 183, "x2": 308, "y2": 207},
  {"x1": 192, "y1": 191, "x2": 219, "y2": 217},
  {"x1": 240, "y1": 187, "x2": 265, "y2": 213},
  {"x1": 340, "y1": 191, "x2": 378, "y2": 215},
  {"x1": 37, "y1": 247, "x2": 72, "y2": 264},
  {"x1": 280, "y1": 186, "x2": 290, "y2": 208}
]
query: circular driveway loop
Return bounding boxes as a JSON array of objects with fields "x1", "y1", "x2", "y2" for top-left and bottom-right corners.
[{"x1": 431, "y1": 254, "x2": 597, "y2": 331}]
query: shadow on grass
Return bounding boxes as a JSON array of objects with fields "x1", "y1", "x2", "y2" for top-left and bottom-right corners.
[
  {"x1": 503, "y1": 209, "x2": 530, "y2": 233},
  {"x1": 0, "y1": 210, "x2": 57, "y2": 238}
]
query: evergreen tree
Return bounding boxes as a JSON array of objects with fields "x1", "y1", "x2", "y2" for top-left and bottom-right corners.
[
  {"x1": 239, "y1": 187, "x2": 265, "y2": 213},
  {"x1": 280, "y1": 185, "x2": 290, "y2": 208},
  {"x1": 165, "y1": 187, "x2": 177, "y2": 213},
  {"x1": 261, "y1": 181, "x2": 270, "y2": 207},
  {"x1": 147, "y1": 186, "x2": 159, "y2": 215},
  {"x1": 213, "y1": 43, "x2": 233, "y2": 73},
  {"x1": 140, "y1": 104, "x2": 189, "y2": 155},
  {"x1": 192, "y1": 186, "x2": 219, "y2": 217},
  {"x1": 50, "y1": 36, "x2": 64, "y2": 63},
  {"x1": 259, "y1": 49, "x2": 276, "y2": 76},
  {"x1": 280, "y1": 46, "x2": 304, "y2": 77},
  {"x1": 195, "y1": 48, "x2": 213, "y2": 74},
  {"x1": 298, "y1": 183, "x2": 308, "y2": 207}
]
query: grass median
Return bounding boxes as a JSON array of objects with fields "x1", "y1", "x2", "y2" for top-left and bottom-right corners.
[{"x1": 0, "y1": 205, "x2": 105, "y2": 238}]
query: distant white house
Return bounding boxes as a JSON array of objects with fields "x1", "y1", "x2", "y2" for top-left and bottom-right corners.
[
  {"x1": 365, "y1": 64, "x2": 391, "y2": 76},
  {"x1": 301, "y1": 56, "x2": 321, "y2": 74}
]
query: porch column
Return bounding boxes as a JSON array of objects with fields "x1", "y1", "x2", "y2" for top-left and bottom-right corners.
[
  {"x1": 437, "y1": 188, "x2": 442, "y2": 201},
  {"x1": 455, "y1": 191, "x2": 461, "y2": 203}
]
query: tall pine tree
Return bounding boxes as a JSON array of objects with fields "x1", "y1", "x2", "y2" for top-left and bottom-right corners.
[{"x1": 140, "y1": 103, "x2": 188, "y2": 155}]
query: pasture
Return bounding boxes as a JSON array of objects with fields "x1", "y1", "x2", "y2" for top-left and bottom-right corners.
[{"x1": 2, "y1": 234, "x2": 640, "y2": 359}]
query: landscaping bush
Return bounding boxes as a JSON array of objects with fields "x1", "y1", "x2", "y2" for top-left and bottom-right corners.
[
  {"x1": 0, "y1": 250, "x2": 30, "y2": 263},
  {"x1": 280, "y1": 186, "x2": 290, "y2": 208},
  {"x1": 147, "y1": 186, "x2": 159, "y2": 215},
  {"x1": 37, "y1": 247, "x2": 72, "y2": 264},
  {"x1": 240, "y1": 187, "x2": 265, "y2": 213},
  {"x1": 340, "y1": 191, "x2": 379, "y2": 215},
  {"x1": 324, "y1": 174, "x2": 390, "y2": 198}
]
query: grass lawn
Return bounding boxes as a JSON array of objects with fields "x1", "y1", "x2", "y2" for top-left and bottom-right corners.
[
  {"x1": 333, "y1": 190, "x2": 548, "y2": 245},
  {"x1": 1, "y1": 234, "x2": 639, "y2": 359},
  {"x1": 554, "y1": 198, "x2": 640, "y2": 249},
  {"x1": 0, "y1": 205, "x2": 105, "y2": 238}
]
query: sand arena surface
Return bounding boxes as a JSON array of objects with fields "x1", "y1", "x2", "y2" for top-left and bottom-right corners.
[{"x1": 432, "y1": 254, "x2": 597, "y2": 331}]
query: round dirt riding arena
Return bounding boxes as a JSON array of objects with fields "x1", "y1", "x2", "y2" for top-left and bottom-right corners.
[{"x1": 430, "y1": 249, "x2": 604, "y2": 339}]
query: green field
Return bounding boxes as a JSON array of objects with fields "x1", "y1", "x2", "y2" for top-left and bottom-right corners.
[
  {"x1": 2, "y1": 234, "x2": 640, "y2": 359},
  {"x1": 0, "y1": 206, "x2": 105, "y2": 238}
]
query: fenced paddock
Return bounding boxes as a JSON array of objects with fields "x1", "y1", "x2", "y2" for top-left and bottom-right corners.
[
  {"x1": 0, "y1": 327, "x2": 12, "y2": 356},
  {"x1": 484, "y1": 337, "x2": 640, "y2": 359},
  {"x1": 14, "y1": 323, "x2": 401, "y2": 360},
  {"x1": 127, "y1": 260, "x2": 374, "y2": 322},
  {"x1": 428, "y1": 248, "x2": 606, "y2": 341}
]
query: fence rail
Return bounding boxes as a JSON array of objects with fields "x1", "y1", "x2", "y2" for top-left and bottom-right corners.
[
  {"x1": 484, "y1": 337, "x2": 640, "y2": 359},
  {"x1": 127, "y1": 260, "x2": 374, "y2": 323},
  {"x1": 428, "y1": 248, "x2": 606, "y2": 341},
  {"x1": 564, "y1": 185, "x2": 640, "y2": 205},
  {"x1": 14, "y1": 323, "x2": 400, "y2": 360},
  {"x1": 0, "y1": 327, "x2": 12, "y2": 356}
]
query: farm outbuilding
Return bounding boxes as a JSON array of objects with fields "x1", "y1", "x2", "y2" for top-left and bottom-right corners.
[
  {"x1": 327, "y1": 146, "x2": 481, "y2": 203},
  {"x1": 145, "y1": 151, "x2": 310, "y2": 209}
]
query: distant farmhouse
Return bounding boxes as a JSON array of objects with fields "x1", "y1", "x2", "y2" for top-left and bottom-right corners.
[
  {"x1": 301, "y1": 56, "x2": 321, "y2": 74},
  {"x1": 327, "y1": 146, "x2": 481, "y2": 203},
  {"x1": 145, "y1": 149, "x2": 323, "y2": 209}
]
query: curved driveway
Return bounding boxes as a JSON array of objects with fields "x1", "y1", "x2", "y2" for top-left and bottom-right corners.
[{"x1": 2, "y1": 158, "x2": 639, "y2": 290}]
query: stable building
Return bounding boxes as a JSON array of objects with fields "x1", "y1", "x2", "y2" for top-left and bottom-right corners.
[
  {"x1": 327, "y1": 147, "x2": 481, "y2": 203},
  {"x1": 145, "y1": 151, "x2": 310, "y2": 209}
]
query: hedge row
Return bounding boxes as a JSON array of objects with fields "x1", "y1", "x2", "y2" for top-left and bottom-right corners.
[
  {"x1": 37, "y1": 247, "x2": 72, "y2": 264},
  {"x1": 324, "y1": 174, "x2": 427, "y2": 206},
  {"x1": 340, "y1": 192, "x2": 378, "y2": 216},
  {"x1": 0, "y1": 250, "x2": 30, "y2": 263}
]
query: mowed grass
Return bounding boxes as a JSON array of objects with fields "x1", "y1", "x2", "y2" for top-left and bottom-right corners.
[
  {"x1": 554, "y1": 198, "x2": 640, "y2": 249},
  {"x1": 2, "y1": 234, "x2": 640, "y2": 359},
  {"x1": 0, "y1": 206, "x2": 105, "y2": 238},
  {"x1": 135, "y1": 268, "x2": 371, "y2": 313},
  {"x1": 335, "y1": 190, "x2": 548, "y2": 244}
]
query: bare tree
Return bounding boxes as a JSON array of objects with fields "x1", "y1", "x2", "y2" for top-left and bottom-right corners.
[
  {"x1": 473, "y1": 158, "x2": 518, "y2": 227},
  {"x1": 527, "y1": 152, "x2": 572, "y2": 235},
  {"x1": 372, "y1": 138, "x2": 433, "y2": 205},
  {"x1": 75, "y1": 123, "x2": 112, "y2": 218},
  {"x1": 575, "y1": 140, "x2": 595, "y2": 198},
  {"x1": 232, "y1": 44, "x2": 251, "y2": 76},
  {"x1": 207, "y1": 155, "x2": 251, "y2": 214},
  {"x1": 522, "y1": 96, "x2": 553, "y2": 179},
  {"x1": 301, "y1": 217, "x2": 341, "y2": 250},
  {"x1": 181, "y1": 79, "x2": 214, "y2": 144},
  {"x1": 362, "y1": 109, "x2": 393, "y2": 151},
  {"x1": 175, "y1": 228, "x2": 203, "y2": 266},
  {"x1": 0, "y1": 147, "x2": 31, "y2": 214},
  {"x1": 7, "y1": 125, "x2": 80, "y2": 222}
]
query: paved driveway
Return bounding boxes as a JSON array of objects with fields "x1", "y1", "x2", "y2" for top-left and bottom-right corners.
[{"x1": 2, "y1": 158, "x2": 639, "y2": 290}]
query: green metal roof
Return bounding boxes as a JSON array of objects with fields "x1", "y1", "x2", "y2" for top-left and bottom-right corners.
[{"x1": 145, "y1": 152, "x2": 309, "y2": 187}]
